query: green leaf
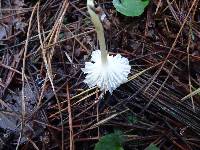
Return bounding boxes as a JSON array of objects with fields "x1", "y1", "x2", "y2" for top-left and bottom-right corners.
[
  {"x1": 113, "y1": 0, "x2": 150, "y2": 16},
  {"x1": 94, "y1": 132, "x2": 125, "y2": 150},
  {"x1": 145, "y1": 144, "x2": 160, "y2": 150}
]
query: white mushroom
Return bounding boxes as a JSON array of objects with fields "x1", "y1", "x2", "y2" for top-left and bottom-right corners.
[{"x1": 82, "y1": 0, "x2": 131, "y2": 94}]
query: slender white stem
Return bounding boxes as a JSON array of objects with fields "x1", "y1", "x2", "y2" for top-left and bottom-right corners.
[{"x1": 87, "y1": 0, "x2": 107, "y2": 64}]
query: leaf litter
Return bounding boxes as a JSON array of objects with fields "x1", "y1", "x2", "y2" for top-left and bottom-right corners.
[{"x1": 0, "y1": 0, "x2": 200, "y2": 149}]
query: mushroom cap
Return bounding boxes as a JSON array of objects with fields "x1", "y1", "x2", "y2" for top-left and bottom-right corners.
[{"x1": 82, "y1": 50, "x2": 131, "y2": 93}]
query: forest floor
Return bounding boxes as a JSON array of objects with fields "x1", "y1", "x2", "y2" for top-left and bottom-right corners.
[{"x1": 0, "y1": 0, "x2": 200, "y2": 149}]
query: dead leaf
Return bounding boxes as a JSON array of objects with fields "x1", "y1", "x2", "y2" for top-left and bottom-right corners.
[{"x1": 0, "y1": 26, "x2": 7, "y2": 40}]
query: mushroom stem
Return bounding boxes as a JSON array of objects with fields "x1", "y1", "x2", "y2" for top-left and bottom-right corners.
[{"x1": 87, "y1": 0, "x2": 107, "y2": 64}]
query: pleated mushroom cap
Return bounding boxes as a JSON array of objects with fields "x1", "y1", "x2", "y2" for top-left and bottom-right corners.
[{"x1": 82, "y1": 50, "x2": 131, "y2": 93}]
